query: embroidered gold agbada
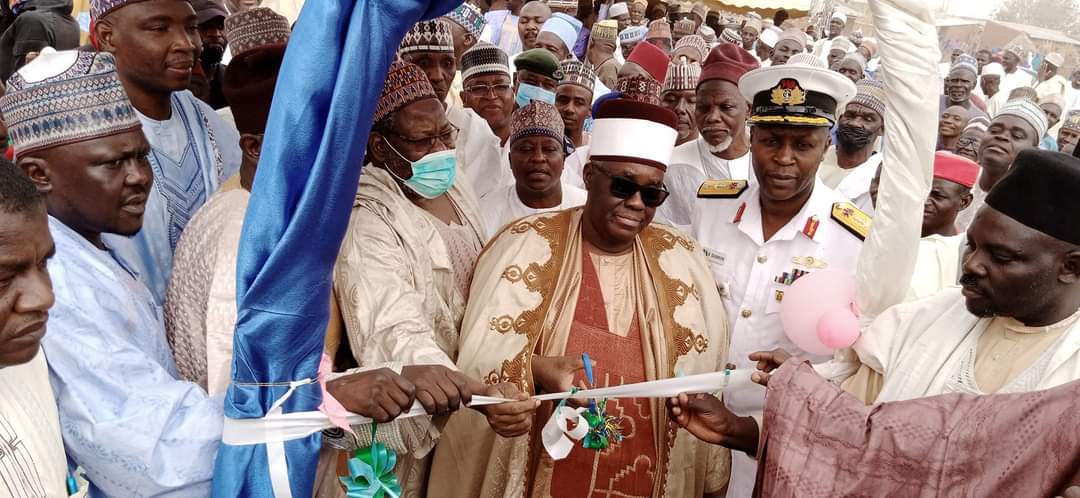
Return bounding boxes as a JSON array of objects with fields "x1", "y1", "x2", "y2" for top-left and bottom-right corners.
[{"x1": 428, "y1": 207, "x2": 731, "y2": 497}]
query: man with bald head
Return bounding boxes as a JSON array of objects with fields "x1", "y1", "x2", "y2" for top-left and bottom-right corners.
[{"x1": 938, "y1": 104, "x2": 970, "y2": 151}]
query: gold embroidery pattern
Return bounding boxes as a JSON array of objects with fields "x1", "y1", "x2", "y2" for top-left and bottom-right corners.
[
  {"x1": 483, "y1": 213, "x2": 571, "y2": 388},
  {"x1": 639, "y1": 227, "x2": 709, "y2": 369}
]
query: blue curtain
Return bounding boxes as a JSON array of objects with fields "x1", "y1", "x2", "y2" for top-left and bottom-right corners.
[{"x1": 211, "y1": 0, "x2": 462, "y2": 495}]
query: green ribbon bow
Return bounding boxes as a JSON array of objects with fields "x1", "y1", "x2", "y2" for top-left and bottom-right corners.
[{"x1": 339, "y1": 424, "x2": 401, "y2": 498}]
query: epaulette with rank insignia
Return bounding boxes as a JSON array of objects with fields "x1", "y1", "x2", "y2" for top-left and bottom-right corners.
[
  {"x1": 831, "y1": 202, "x2": 871, "y2": 241},
  {"x1": 697, "y1": 179, "x2": 748, "y2": 199}
]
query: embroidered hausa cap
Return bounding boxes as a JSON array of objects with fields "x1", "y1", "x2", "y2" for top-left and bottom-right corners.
[
  {"x1": 592, "y1": 20, "x2": 619, "y2": 45},
  {"x1": 996, "y1": 98, "x2": 1049, "y2": 139},
  {"x1": 225, "y1": 7, "x2": 290, "y2": 59},
  {"x1": 444, "y1": 2, "x2": 487, "y2": 39},
  {"x1": 90, "y1": 0, "x2": 158, "y2": 19},
  {"x1": 847, "y1": 78, "x2": 886, "y2": 118},
  {"x1": 673, "y1": 19, "x2": 697, "y2": 37},
  {"x1": 559, "y1": 59, "x2": 597, "y2": 93},
  {"x1": 699, "y1": 42, "x2": 759, "y2": 87},
  {"x1": 1062, "y1": 110, "x2": 1080, "y2": 131},
  {"x1": 589, "y1": 98, "x2": 679, "y2": 171},
  {"x1": 374, "y1": 61, "x2": 437, "y2": 124},
  {"x1": 674, "y1": 34, "x2": 708, "y2": 61},
  {"x1": 0, "y1": 49, "x2": 141, "y2": 157},
  {"x1": 615, "y1": 74, "x2": 664, "y2": 106},
  {"x1": 398, "y1": 19, "x2": 454, "y2": 57},
  {"x1": 547, "y1": 0, "x2": 579, "y2": 15},
  {"x1": 510, "y1": 101, "x2": 564, "y2": 144},
  {"x1": 461, "y1": 42, "x2": 511, "y2": 81},
  {"x1": 647, "y1": 19, "x2": 671, "y2": 41},
  {"x1": 662, "y1": 59, "x2": 701, "y2": 93},
  {"x1": 738, "y1": 61, "x2": 857, "y2": 127},
  {"x1": 619, "y1": 25, "x2": 648, "y2": 45}
]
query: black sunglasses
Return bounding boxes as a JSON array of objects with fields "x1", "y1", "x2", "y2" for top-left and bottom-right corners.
[{"x1": 594, "y1": 167, "x2": 670, "y2": 207}]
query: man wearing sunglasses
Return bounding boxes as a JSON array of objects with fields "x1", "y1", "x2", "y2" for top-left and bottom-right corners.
[
  {"x1": 689, "y1": 18, "x2": 937, "y2": 496},
  {"x1": 432, "y1": 98, "x2": 733, "y2": 497}
]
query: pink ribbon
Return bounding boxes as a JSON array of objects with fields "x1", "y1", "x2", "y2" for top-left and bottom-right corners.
[{"x1": 318, "y1": 353, "x2": 355, "y2": 435}]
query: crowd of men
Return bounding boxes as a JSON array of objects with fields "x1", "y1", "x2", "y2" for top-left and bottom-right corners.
[{"x1": 1, "y1": 0, "x2": 1080, "y2": 496}]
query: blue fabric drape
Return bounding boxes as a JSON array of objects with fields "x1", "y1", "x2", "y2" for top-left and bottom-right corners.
[{"x1": 211, "y1": 1, "x2": 462, "y2": 495}]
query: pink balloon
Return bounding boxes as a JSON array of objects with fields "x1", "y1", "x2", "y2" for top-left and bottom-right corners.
[
  {"x1": 817, "y1": 307, "x2": 860, "y2": 349},
  {"x1": 780, "y1": 270, "x2": 857, "y2": 356}
]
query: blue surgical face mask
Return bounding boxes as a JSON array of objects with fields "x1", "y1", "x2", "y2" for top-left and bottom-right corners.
[
  {"x1": 384, "y1": 144, "x2": 457, "y2": 199},
  {"x1": 515, "y1": 83, "x2": 556, "y2": 108}
]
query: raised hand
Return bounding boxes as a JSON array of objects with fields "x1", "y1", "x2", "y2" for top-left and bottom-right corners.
[
  {"x1": 326, "y1": 367, "x2": 416, "y2": 423},
  {"x1": 476, "y1": 382, "x2": 540, "y2": 438},
  {"x1": 401, "y1": 365, "x2": 477, "y2": 416}
]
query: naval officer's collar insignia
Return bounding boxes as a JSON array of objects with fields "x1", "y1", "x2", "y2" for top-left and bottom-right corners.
[
  {"x1": 831, "y1": 202, "x2": 871, "y2": 241},
  {"x1": 770, "y1": 78, "x2": 807, "y2": 106}
]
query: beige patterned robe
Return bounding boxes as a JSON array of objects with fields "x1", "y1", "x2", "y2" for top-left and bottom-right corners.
[{"x1": 428, "y1": 208, "x2": 731, "y2": 497}]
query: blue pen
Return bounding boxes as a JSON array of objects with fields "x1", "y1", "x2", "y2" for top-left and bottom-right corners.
[{"x1": 582, "y1": 352, "x2": 597, "y2": 414}]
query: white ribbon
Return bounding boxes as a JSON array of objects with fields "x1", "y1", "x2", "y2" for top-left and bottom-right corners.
[
  {"x1": 541, "y1": 406, "x2": 590, "y2": 460},
  {"x1": 222, "y1": 369, "x2": 754, "y2": 454}
]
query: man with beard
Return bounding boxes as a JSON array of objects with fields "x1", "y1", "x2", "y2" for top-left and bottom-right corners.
[
  {"x1": 517, "y1": 0, "x2": 550, "y2": 53},
  {"x1": 938, "y1": 104, "x2": 970, "y2": 151},
  {"x1": 657, "y1": 43, "x2": 758, "y2": 230},
  {"x1": 93, "y1": 0, "x2": 242, "y2": 306},
  {"x1": 478, "y1": 101, "x2": 587, "y2": 238},
  {"x1": 690, "y1": 0, "x2": 939, "y2": 485},
  {"x1": 817, "y1": 78, "x2": 886, "y2": 212},
  {"x1": 192, "y1": 0, "x2": 228, "y2": 109},
  {"x1": 956, "y1": 98, "x2": 1047, "y2": 231},
  {"x1": 940, "y1": 57, "x2": 987, "y2": 120},
  {"x1": 554, "y1": 59, "x2": 595, "y2": 149}
]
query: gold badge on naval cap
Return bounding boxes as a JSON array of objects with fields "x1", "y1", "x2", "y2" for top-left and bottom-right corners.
[{"x1": 770, "y1": 78, "x2": 806, "y2": 106}]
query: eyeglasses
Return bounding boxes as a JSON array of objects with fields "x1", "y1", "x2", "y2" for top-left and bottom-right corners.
[
  {"x1": 385, "y1": 123, "x2": 459, "y2": 152},
  {"x1": 594, "y1": 166, "x2": 670, "y2": 207},
  {"x1": 464, "y1": 83, "x2": 512, "y2": 98}
]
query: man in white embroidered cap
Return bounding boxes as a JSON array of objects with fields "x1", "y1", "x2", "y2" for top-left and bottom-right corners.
[
  {"x1": 688, "y1": 0, "x2": 940, "y2": 491},
  {"x1": 430, "y1": 98, "x2": 733, "y2": 497}
]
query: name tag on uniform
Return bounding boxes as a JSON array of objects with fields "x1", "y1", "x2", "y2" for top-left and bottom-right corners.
[{"x1": 703, "y1": 247, "x2": 725, "y2": 267}]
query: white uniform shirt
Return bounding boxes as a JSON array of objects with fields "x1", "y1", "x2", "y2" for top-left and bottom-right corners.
[
  {"x1": 692, "y1": 180, "x2": 866, "y2": 498},
  {"x1": 656, "y1": 137, "x2": 753, "y2": 231},
  {"x1": 816, "y1": 147, "x2": 882, "y2": 214}
]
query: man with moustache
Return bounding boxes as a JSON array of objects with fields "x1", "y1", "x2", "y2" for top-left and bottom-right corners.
[
  {"x1": 6, "y1": 49, "x2": 425, "y2": 497},
  {"x1": 956, "y1": 99, "x2": 1047, "y2": 231},
  {"x1": 817, "y1": 78, "x2": 885, "y2": 212},
  {"x1": 658, "y1": 43, "x2": 758, "y2": 230},
  {"x1": 0, "y1": 160, "x2": 85, "y2": 497},
  {"x1": 690, "y1": 0, "x2": 938, "y2": 486},
  {"x1": 93, "y1": 0, "x2": 242, "y2": 306},
  {"x1": 459, "y1": 42, "x2": 515, "y2": 145},
  {"x1": 660, "y1": 57, "x2": 701, "y2": 147},
  {"x1": 443, "y1": 2, "x2": 487, "y2": 111},
  {"x1": 517, "y1": 0, "x2": 550, "y2": 53}
]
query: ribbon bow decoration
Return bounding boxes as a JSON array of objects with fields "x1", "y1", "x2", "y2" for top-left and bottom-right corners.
[{"x1": 339, "y1": 425, "x2": 401, "y2": 498}]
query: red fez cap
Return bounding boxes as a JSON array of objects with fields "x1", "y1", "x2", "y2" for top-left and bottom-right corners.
[
  {"x1": 627, "y1": 41, "x2": 669, "y2": 83},
  {"x1": 933, "y1": 151, "x2": 979, "y2": 188},
  {"x1": 699, "y1": 43, "x2": 760, "y2": 87}
]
